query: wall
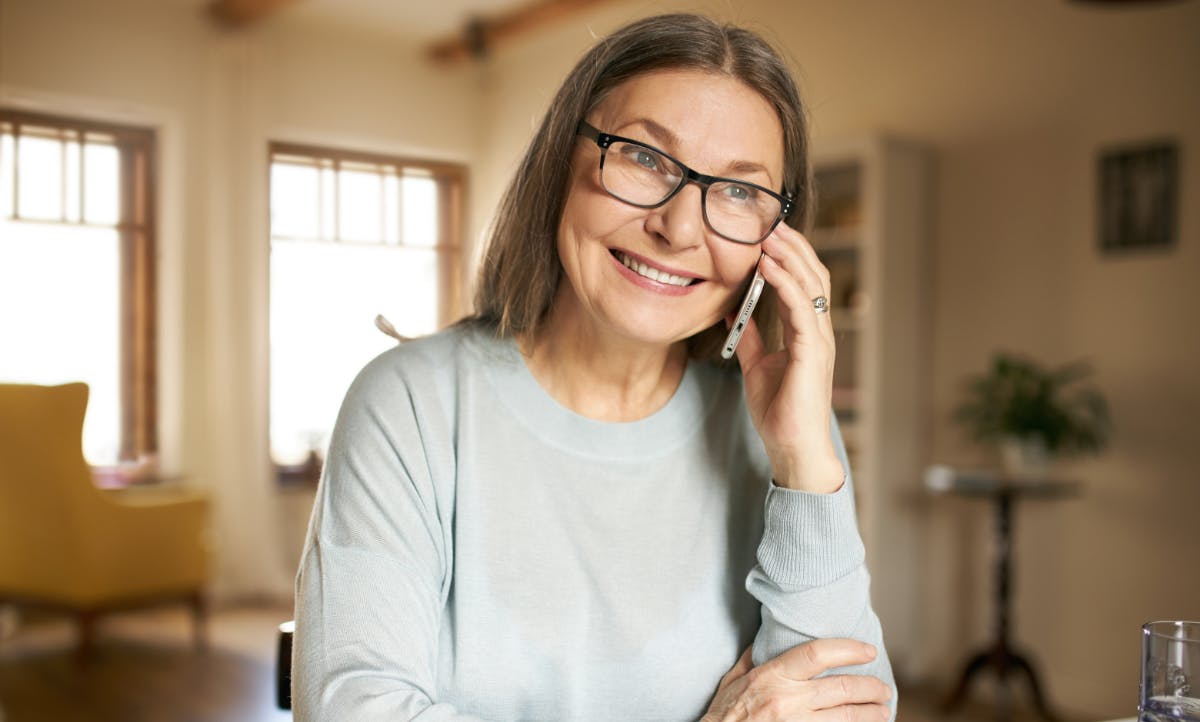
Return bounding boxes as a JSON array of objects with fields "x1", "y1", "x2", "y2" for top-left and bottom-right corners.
[
  {"x1": 469, "y1": 0, "x2": 1200, "y2": 716},
  {"x1": 0, "y1": 0, "x2": 480, "y2": 599}
]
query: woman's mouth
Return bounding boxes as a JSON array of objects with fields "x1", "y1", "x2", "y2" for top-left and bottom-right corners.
[{"x1": 611, "y1": 250, "x2": 700, "y2": 287}]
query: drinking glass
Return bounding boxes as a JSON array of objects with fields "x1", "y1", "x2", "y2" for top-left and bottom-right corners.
[{"x1": 1142, "y1": 621, "x2": 1200, "y2": 722}]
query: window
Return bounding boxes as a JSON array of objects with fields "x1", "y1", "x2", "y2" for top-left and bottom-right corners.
[
  {"x1": 0, "y1": 110, "x2": 157, "y2": 468},
  {"x1": 268, "y1": 142, "x2": 465, "y2": 480}
]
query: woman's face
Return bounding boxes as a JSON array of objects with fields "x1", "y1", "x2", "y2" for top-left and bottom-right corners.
[{"x1": 554, "y1": 69, "x2": 786, "y2": 351}]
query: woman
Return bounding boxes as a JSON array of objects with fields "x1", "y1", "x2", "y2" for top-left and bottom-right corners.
[{"x1": 294, "y1": 13, "x2": 895, "y2": 721}]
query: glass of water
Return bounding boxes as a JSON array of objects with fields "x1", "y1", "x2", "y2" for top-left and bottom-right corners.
[{"x1": 1142, "y1": 621, "x2": 1200, "y2": 722}]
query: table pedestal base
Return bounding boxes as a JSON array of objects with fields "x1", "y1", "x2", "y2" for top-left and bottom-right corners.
[
  {"x1": 931, "y1": 477, "x2": 1080, "y2": 721},
  {"x1": 941, "y1": 642, "x2": 1058, "y2": 721}
]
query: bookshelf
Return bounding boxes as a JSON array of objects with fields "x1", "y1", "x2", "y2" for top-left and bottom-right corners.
[{"x1": 812, "y1": 137, "x2": 934, "y2": 677}]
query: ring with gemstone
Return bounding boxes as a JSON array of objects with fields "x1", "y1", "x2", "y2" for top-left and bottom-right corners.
[{"x1": 813, "y1": 296, "x2": 830, "y2": 314}]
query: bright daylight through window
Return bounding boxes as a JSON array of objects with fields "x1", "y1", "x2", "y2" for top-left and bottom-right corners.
[
  {"x1": 268, "y1": 144, "x2": 464, "y2": 478},
  {"x1": 0, "y1": 111, "x2": 156, "y2": 467}
]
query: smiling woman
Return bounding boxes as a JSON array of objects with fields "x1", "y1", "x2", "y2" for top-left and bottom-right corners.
[{"x1": 293, "y1": 13, "x2": 895, "y2": 722}]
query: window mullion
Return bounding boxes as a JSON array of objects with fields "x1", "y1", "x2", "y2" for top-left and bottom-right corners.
[
  {"x1": 333, "y1": 158, "x2": 341, "y2": 243},
  {"x1": 311, "y1": 156, "x2": 323, "y2": 242},
  {"x1": 377, "y1": 168, "x2": 385, "y2": 245},
  {"x1": 59, "y1": 129, "x2": 68, "y2": 222},
  {"x1": 79, "y1": 134, "x2": 87, "y2": 224},
  {"x1": 396, "y1": 168, "x2": 405, "y2": 246},
  {"x1": 12, "y1": 123, "x2": 20, "y2": 220},
  {"x1": 117, "y1": 139, "x2": 137, "y2": 462}
]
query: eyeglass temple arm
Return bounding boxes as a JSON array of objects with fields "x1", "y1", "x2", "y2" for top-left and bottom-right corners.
[{"x1": 576, "y1": 120, "x2": 602, "y2": 143}]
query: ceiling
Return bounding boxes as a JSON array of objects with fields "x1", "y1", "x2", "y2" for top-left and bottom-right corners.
[{"x1": 277, "y1": 0, "x2": 532, "y2": 41}]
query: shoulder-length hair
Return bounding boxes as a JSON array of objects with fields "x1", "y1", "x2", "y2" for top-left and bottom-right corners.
[{"x1": 470, "y1": 13, "x2": 812, "y2": 361}]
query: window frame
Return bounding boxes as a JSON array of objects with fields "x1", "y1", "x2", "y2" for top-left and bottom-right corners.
[
  {"x1": 0, "y1": 108, "x2": 158, "y2": 470},
  {"x1": 267, "y1": 141, "x2": 467, "y2": 484}
]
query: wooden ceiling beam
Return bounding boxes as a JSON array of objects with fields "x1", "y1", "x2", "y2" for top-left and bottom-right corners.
[
  {"x1": 427, "y1": 0, "x2": 614, "y2": 64},
  {"x1": 209, "y1": 0, "x2": 305, "y2": 29}
]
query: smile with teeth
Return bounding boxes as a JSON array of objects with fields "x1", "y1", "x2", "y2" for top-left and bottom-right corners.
[{"x1": 613, "y1": 250, "x2": 698, "y2": 287}]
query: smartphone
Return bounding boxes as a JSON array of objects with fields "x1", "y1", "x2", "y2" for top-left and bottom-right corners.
[{"x1": 721, "y1": 259, "x2": 765, "y2": 360}]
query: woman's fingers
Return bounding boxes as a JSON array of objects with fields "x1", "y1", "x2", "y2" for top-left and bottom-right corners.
[
  {"x1": 706, "y1": 640, "x2": 893, "y2": 722},
  {"x1": 757, "y1": 253, "x2": 832, "y2": 343},
  {"x1": 766, "y1": 638, "x2": 878, "y2": 681},
  {"x1": 805, "y1": 674, "x2": 895, "y2": 710},
  {"x1": 758, "y1": 231, "x2": 835, "y2": 347},
  {"x1": 762, "y1": 228, "x2": 829, "y2": 300},
  {"x1": 811, "y1": 704, "x2": 893, "y2": 722}
]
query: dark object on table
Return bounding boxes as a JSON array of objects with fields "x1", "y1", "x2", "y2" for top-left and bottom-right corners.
[{"x1": 277, "y1": 620, "x2": 295, "y2": 709}]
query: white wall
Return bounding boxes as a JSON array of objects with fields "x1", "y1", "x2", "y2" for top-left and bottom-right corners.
[{"x1": 0, "y1": 0, "x2": 480, "y2": 599}]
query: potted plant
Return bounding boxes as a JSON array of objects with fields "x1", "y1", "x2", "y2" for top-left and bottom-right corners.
[{"x1": 954, "y1": 352, "x2": 1111, "y2": 478}]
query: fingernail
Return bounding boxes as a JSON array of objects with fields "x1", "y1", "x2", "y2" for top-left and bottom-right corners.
[
  {"x1": 863, "y1": 643, "x2": 877, "y2": 659},
  {"x1": 879, "y1": 705, "x2": 891, "y2": 720}
]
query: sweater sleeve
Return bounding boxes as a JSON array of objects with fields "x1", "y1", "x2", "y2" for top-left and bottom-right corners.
[
  {"x1": 291, "y1": 354, "x2": 491, "y2": 721},
  {"x1": 744, "y1": 416, "x2": 897, "y2": 719}
]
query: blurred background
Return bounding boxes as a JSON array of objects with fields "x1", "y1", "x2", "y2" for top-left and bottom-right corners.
[{"x1": 1, "y1": 0, "x2": 1197, "y2": 720}]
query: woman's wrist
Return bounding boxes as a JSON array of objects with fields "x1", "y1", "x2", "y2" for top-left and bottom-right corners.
[{"x1": 769, "y1": 448, "x2": 845, "y2": 493}]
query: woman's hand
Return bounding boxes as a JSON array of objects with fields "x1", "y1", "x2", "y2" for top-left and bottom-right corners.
[
  {"x1": 702, "y1": 639, "x2": 893, "y2": 722},
  {"x1": 733, "y1": 224, "x2": 843, "y2": 493}
]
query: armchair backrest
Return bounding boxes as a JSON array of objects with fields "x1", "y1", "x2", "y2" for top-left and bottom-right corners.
[{"x1": 0, "y1": 382, "x2": 94, "y2": 596}]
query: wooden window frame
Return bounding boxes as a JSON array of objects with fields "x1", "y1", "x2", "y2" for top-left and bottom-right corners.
[
  {"x1": 267, "y1": 141, "x2": 467, "y2": 484},
  {"x1": 268, "y1": 141, "x2": 466, "y2": 324},
  {"x1": 1, "y1": 109, "x2": 158, "y2": 469}
]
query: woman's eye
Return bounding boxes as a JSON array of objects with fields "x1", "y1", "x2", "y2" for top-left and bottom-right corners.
[
  {"x1": 634, "y1": 150, "x2": 660, "y2": 170},
  {"x1": 722, "y1": 184, "x2": 755, "y2": 202}
]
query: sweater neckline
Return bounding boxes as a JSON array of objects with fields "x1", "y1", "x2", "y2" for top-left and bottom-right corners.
[{"x1": 468, "y1": 326, "x2": 719, "y2": 461}]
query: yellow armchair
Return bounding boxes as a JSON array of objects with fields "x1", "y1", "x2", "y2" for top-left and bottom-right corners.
[{"x1": 0, "y1": 382, "x2": 210, "y2": 657}]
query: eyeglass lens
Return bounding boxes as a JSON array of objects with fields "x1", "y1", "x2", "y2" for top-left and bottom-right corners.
[{"x1": 601, "y1": 141, "x2": 782, "y2": 243}]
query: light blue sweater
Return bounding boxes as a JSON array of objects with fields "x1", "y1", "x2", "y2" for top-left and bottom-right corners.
[{"x1": 293, "y1": 323, "x2": 894, "y2": 720}]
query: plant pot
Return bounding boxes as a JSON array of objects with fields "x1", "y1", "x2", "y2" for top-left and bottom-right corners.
[{"x1": 1000, "y1": 435, "x2": 1051, "y2": 479}]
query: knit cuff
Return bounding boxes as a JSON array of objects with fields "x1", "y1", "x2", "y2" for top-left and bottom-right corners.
[{"x1": 755, "y1": 478, "x2": 866, "y2": 591}]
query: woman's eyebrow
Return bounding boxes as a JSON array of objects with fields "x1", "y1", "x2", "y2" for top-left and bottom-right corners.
[
  {"x1": 622, "y1": 117, "x2": 775, "y2": 184},
  {"x1": 622, "y1": 118, "x2": 680, "y2": 149},
  {"x1": 725, "y1": 159, "x2": 773, "y2": 181}
]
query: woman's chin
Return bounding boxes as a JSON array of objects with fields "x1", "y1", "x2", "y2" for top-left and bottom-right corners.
[{"x1": 607, "y1": 316, "x2": 718, "y2": 351}]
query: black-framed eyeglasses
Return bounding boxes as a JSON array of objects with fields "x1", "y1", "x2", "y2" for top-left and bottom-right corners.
[{"x1": 576, "y1": 120, "x2": 794, "y2": 245}]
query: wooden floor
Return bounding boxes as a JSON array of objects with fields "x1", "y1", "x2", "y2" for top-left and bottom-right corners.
[
  {"x1": 0, "y1": 601, "x2": 293, "y2": 722},
  {"x1": 0, "y1": 602, "x2": 1072, "y2": 722}
]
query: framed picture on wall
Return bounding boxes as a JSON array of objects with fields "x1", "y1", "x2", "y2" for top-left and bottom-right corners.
[{"x1": 1098, "y1": 141, "x2": 1178, "y2": 254}]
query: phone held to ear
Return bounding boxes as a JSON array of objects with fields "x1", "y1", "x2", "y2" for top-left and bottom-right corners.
[{"x1": 721, "y1": 262, "x2": 765, "y2": 360}]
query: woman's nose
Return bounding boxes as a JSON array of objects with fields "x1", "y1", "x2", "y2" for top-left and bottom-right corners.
[{"x1": 645, "y1": 183, "x2": 706, "y2": 250}]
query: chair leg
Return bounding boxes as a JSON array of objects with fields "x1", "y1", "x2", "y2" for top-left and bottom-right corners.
[
  {"x1": 189, "y1": 592, "x2": 208, "y2": 652},
  {"x1": 75, "y1": 609, "x2": 97, "y2": 665},
  {"x1": 0, "y1": 602, "x2": 18, "y2": 642}
]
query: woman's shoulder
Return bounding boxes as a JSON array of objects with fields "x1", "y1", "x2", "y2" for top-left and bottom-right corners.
[{"x1": 346, "y1": 319, "x2": 506, "y2": 400}]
